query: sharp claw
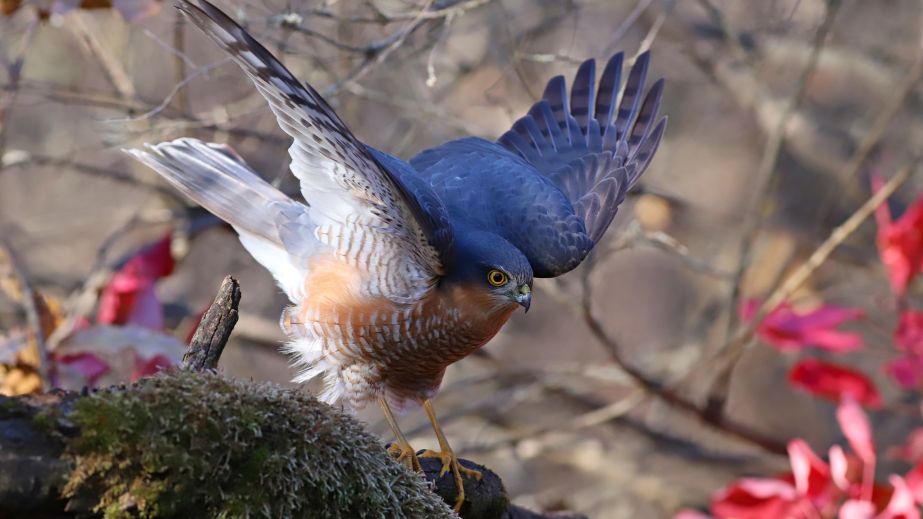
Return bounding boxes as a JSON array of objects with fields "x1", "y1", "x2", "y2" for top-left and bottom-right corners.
[
  {"x1": 420, "y1": 449, "x2": 481, "y2": 512},
  {"x1": 387, "y1": 442, "x2": 422, "y2": 472}
]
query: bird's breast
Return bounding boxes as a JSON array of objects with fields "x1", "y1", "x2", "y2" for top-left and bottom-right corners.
[{"x1": 284, "y1": 260, "x2": 516, "y2": 403}]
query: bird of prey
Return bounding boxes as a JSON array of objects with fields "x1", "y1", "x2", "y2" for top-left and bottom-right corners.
[{"x1": 127, "y1": 0, "x2": 665, "y2": 511}]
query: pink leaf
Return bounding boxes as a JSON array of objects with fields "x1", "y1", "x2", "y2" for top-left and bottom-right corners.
[
  {"x1": 891, "y1": 429, "x2": 923, "y2": 463},
  {"x1": 674, "y1": 511, "x2": 713, "y2": 519},
  {"x1": 742, "y1": 300, "x2": 865, "y2": 353},
  {"x1": 789, "y1": 359, "x2": 883, "y2": 408},
  {"x1": 788, "y1": 439, "x2": 831, "y2": 498},
  {"x1": 830, "y1": 445, "x2": 851, "y2": 491},
  {"x1": 836, "y1": 395, "x2": 876, "y2": 466},
  {"x1": 885, "y1": 356, "x2": 923, "y2": 390},
  {"x1": 53, "y1": 352, "x2": 111, "y2": 386},
  {"x1": 878, "y1": 475, "x2": 921, "y2": 519},
  {"x1": 895, "y1": 311, "x2": 923, "y2": 354},
  {"x1": 904, "y1": 462, "x2": 923, "y2": 505},
  {"x1": 839, "y1": 500, "x2": 875, "y2": 519}
]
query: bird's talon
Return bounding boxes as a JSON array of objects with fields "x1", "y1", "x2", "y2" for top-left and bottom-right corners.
[
  {"x1": 420, "y1": 448, "x2": 477, "y2": 511},
  {"x1": 461, "y1": 465, "x2": 483, "y2": 481},
  {"x1": 387, "y1": 442, "x2": 422, "y2": 472}
]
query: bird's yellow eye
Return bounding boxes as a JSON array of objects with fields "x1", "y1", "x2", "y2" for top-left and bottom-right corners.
[{"x1": 487, "y1": 269, "x2": 508, "y2": 287}]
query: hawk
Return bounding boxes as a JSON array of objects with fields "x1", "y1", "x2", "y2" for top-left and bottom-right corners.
[{"x1": 127, "y1": 0, "x2": 666, "y2": 510}]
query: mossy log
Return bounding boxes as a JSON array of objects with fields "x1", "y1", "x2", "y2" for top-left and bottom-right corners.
[{"x1": 0, "y1": 277, "x2": 587, "y2": 518}]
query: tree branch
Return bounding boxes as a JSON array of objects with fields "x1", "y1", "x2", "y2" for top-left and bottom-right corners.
[{"x1": 182, "y1": 276, "x2": 240, "y2": 372}]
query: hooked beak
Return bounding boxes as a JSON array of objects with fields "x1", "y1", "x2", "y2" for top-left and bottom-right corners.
[{"x1": 513, "y1": 284, "x2": 532, "y2": 312}]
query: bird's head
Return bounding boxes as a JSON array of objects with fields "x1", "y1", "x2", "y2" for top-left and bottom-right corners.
[{"x1": 446, "y1": 229, "x2": 533, "y2": 311}]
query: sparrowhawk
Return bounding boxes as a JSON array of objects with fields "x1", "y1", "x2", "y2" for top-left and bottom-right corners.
[{"x1": 127, "y1": 0, "x2": 666, "y2": 510}]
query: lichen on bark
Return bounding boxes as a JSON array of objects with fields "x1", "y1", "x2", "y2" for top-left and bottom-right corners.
[{"x1": 63, "y1": 370, "x2": 456, "y2": 519}]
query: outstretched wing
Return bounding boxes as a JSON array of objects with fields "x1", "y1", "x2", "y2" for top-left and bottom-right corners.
[
  {"x1": 498, "y1": 51, "x2": 666, "y2": 244},
  {"x1": 176, "y1": 0, "x2": 452, "y2": 304}
]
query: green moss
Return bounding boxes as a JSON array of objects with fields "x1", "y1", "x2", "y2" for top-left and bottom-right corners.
[
  {"x1": 32, "y1": 406, "x2": 61, "y2": 435},
  {"x1": 64, "y1": 371, "x2": 455, "y2": 519},
  {"x1": 0, "y1": 395, "x2": 29, "y2": 417}
]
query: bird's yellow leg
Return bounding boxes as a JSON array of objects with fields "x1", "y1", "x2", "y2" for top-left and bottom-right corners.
[
  {"x1": 378, "y1": 396, "x2": 422, "y2": 472},
  {"x1": 419, "y1": 399, "x2": 482, "y2": 512}
]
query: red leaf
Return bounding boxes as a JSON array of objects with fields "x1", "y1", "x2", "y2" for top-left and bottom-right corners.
[
  {"x1": 872, "y1": 174, "x2": 923, "y2": 297},
  {"x1": 890, "y1": 429, "x2": 923, "y2": 463},
  {"x1": 131, "y1": 353, "x2": 172, "y2": 381},
  {"x1": 710, "y1": 478, "x2": 797, "y2": 519},
  {"x1": 742, "y1": 300, "x2": 865, "y2": 353},
  {"x1": 905, "y1": 462, "x2": 923, "y2": 505},
  {"x1": 788, "y1": 439, "x2": 831, "y2": 498},
  {"x1": 674, "y1": 511, "x2": 713, "y2": 519},
  {"x1": 789, "y1": 359, "x2": 883, "y2": 408},
  {"x1": 895, "y1": 311, "x2": 923, "y2": 354},
  {"x1": 52, "y1": 352, "x2": 111, "y2": 386},
  {"x1": 884, "y1": 355, "x2": 923, "y2": 390},
  {"x1": 836, "y1": 395, "x2": 876, "y2": 466},
  {"x1": 97, "y1": 235, "x2": 174, "y2": 329}
]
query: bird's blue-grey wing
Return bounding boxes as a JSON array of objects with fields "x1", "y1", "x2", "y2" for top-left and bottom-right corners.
[
  {"x1": 499, "y1": 52, "x2": 666, "y2": 244},
  {"x1": 171, "y1": 0, "x2": 453, "y2": 303},
  {"x1": 411, "y1": 137, "x2": 593, "y2": 277},
  {"x1": 413, "y1": 53, "x2": 665, "y2": 278}
]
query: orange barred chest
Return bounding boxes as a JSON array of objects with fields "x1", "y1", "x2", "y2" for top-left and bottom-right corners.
[{"x1": 294, "y1": 278, "x2": 516, "y2": 398}]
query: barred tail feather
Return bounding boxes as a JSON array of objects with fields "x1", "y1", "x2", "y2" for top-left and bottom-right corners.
[{"x1": 124, "y1": 138, "x2": 315, "y2": 299}]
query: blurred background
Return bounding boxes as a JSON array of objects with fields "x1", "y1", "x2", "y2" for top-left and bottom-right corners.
[{"x1": 3, "y1": 0, "x2": 923, "y2": 517}]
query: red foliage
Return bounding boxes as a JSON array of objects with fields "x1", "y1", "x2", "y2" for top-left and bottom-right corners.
[
  {"x1": 873, "y1": 175, "x2": 923, "y2": 298},
  {"x1": 742, "y1": 299, "x2": 865, "y2": 353},
  {"x1": 886, "y1": 310, "x2": 923, "y2": 389},
  {"x1": 97, "y1": 235, "x2": 174, "y2": 330},
  {"x1": 788, "y1": 359, "x2": 882, "y2": 408},
  {"x1": 131, "y1": 353, "x2": 173, "y2": 381},
  {"x1": 687, "y1": 399, "x2": 921, "y2": 519},
  {"x1": 50, "y1": 351, "x2": 110, "y2": 386}
]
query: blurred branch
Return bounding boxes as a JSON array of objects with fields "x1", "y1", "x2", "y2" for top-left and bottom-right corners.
[
  {"x1": 707, "y1": 159, "x2": 921, "y2": 409},
  {"x1": 710, "y1": 0, "x2": 841, "y2": 408},
  {"x1": 323, "y1": 0, "x2": 437, "y2": 95},
  {"x1": 831, "y1": 27, "x2": 923, "y2": 203},
  {"x1": 579, "y1": 253, "x2": 789, "y2": 455},
  {"x1": 605, "y1": 0, "x2": 657, "y2": 53},
  {"x1": 3, "y1": 151, "x2": 180, "y2": 199},
  {"x1": 172, "y1": 10, "x2": 192, "y2": 118},
  {"x1": 299, "y1": 0, "x2": 493, "y2": 24},
  {"x1": 0, "y1": 241, "x2": 50, "y2": 388},
  {"x1": 67, "y1": 12, "x2": 136, "y2": 99},
  {"x1": 0, "y1": 17, "x2": 37, "y2": 174}
]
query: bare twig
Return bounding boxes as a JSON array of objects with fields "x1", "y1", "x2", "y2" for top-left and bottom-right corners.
[
  {"x1": 172, "y1": 11, "x2": 192, "y2": 118},
  {"x1": 183, "y1": 276, "x2": 241, "y2": 372}
]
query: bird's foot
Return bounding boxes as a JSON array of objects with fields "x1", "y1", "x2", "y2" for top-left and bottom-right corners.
[
  {"x1": 420, "y1": 448, "x2": 482, "y2": 511},
  {"x1": 387, "y1": 442, "x2": 422, "y2": 472}
]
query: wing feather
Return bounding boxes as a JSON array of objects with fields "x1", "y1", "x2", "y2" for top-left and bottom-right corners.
[
  {"x1": 498, "y1": 51, "x2": 667, "y2": 245},
  {"x1": 175, "y1": 0, "x2": 452, "y2": 303}
]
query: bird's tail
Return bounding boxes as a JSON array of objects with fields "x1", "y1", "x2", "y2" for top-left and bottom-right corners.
[{"x1": 125, "y1": 138, "x2": 316, "y2": 299}]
